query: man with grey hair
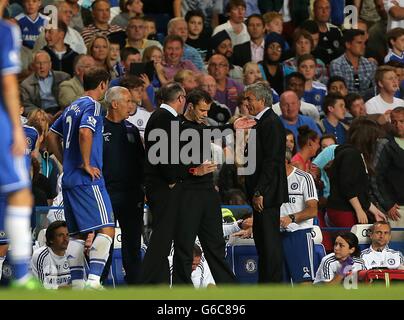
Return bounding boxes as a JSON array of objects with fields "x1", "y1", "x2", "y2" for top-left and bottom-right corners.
[
  {"x1": 103, "y1": 86, "x2": 145, "y2": 284},
  {"x1": 167, "y1": 17, "x2": 204, "y2": 70},
  {"x1": 244, "y1": 81, "x2": 289, "y2": 283},
  {"x1": 58, "y1": 54, "x2": 96, "y2": 108}
]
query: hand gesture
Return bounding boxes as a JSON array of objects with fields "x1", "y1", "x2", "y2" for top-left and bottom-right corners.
[
  {"x1": 356, "y1": 208, "x2": 368, "y2": 224},
  {"x1": 234, "y1": 116, "x2": 256, "y2": 129},
  {"x1": 139, "y1": 73, "x2": 151, "y2": 88},
  {"x1": 337, "y1": 256, "x2": 354, "y2": 277},
  {"x1": 81, "y1": 164, "x2": 101, "y2": 181},
  {"x1": 387, "y1": 204, "x2": 401, "y2": 221},
  {"x1": 194, "y1": 161, "x2": 218, "y2": 176}
]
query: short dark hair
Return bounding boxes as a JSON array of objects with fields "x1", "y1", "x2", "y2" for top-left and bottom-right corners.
[
  {"x1": 57, "y1": 20, "x2": 68, "y2": 35},
  {"x1": 297, "y1": 125, "x2": 318, "y2": 149},
  {"x1": 185, "y1": 9, "x2": 205, "y2": 24},
  {"x1": 45, "y1": 220, "x2": 67, "y2": 247},
  {"x1": 336, "y1": 232, "x2": 361, "y2": 257},
  {"x1": 226, "y1": 0, "x2": 246, "y2": 13},
  {"x1": 343, "y1": 29, "x2": 365, "y2": 44},
  {"x1": 91, "y1": 0, "x2": 110, "y2": 10},
  {"x1": 322, "y1": 92, "x2": 345, "y2": 115},
  {"x1": 300, "y1": 20, "x2": 320, "y2": 34},
  {"x1": 83, "y1": 68, "x2": 111, "y2": 91},
  {"x1": 387, "y1": 27, "x2": 404, "y2": 48},
  {"x1": 163, "y1": 34, "x2": 184, "y2": 48},
  {"x1": 246, "y1": 14, "x2": 264, "y2": 26},
  {"x1": 120, "y1": 74, "x2": 144, "y2": 89},
  {"x1": 186, "y1": 88, "x2": 213, "y2": 106},
  {"x1": 327, "y1": 76, "x2": 347, "y2": 91},
  {"x1": 386, "y1": 60, "x2": 404, "y2": 69},
  {"x1": 120, "y1": 46, "x2": 140, "y2": 62},
  {"x1": 344, "y1": 93, "x2": 363, "y2": 111},
  {"x1": 320, "y1": 133, "x2": 337, "y2": 145},
  {"x1": 286, "y1": 72, "x2": 306, "y2": 86}
]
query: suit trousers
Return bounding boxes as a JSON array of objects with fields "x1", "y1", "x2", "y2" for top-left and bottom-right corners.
[{"x1": 253, "y1": 206, "x2": 283, "y2": 283}]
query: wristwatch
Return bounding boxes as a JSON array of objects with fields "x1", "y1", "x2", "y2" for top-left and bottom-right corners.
[
  {"x1": 288, "y1": 214, "x2": 296, "y2": 223},
  {"x1": 253, "y1": 190, "x2": 261, "y2": 197},
  {"x1": 189, "y1": 167, "x2": 198, "y2": 176}
]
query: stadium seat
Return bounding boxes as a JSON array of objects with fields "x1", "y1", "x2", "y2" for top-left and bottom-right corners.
[
  {"x1": 225, "y1": 236, "x2": 258, "y2": 284},
  {"x1": 351, "y1": 224, "x2": 373, "y2": 251},
  {"x1": 36, "y1": 228, "x2": 47, "y2": 248}
]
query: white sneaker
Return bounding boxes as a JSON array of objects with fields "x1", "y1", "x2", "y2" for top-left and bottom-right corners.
[{"x1": 84, "y1": 281, "x2": 105, "y2": 291}]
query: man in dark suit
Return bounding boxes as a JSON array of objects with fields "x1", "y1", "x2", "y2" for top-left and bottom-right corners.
[
  {"x1": 233, "y1": 14, "x2": 266, "y2": 67},
  {"x1": 244, "y1": 81, "x2": 289, "y2": 283},
  {"x1": 140, "y1": 82, "x2": 187, "y2": 284}
]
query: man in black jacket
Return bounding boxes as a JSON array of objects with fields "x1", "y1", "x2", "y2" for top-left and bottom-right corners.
[
  {"x1": 372, "y1": 107, "x2": 404, "y2": 240},
  {"x1": 103, "y1": 86, "x2": 145, "y2": 284},
  {"x1": 244, "y1": 81, "x2": 288, "y2": 283},
  {"x1": 232, "y1": 14, "x2": 266, "y2": 67}
]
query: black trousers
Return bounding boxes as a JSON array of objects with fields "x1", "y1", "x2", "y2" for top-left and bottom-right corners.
[
  {"x1": 172, "y1": 186, "x2": 236, "y2": 285},
  {"x1": 110, "y1": 191, "x2": 144, "y2": 285},
  {"x1": 252, "y1": 206, "x2": 283, "y2": 283},
  {"x1": 139, "y1": 183, "x2": 182, "y2": 284}
]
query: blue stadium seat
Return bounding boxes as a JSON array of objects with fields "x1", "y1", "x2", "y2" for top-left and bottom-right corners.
[{"x1": 225, "y1": 237, "x2": 258, "y2": 284}]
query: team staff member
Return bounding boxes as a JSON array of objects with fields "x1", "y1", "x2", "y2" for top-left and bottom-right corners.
[
  {"x1": 244, "y1": 81, "x2": 289, "y2": 283},
  {"x1": 103, "y1": 86, "x2": 145, "y2": 284}
]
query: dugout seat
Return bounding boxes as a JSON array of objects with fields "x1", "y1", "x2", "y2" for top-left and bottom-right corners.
[
  {"x1": 225, "y1": 236, "x2": 258, "y2": 284},
  {"x1": 311, "y1": 226, "x2": 326, "y2": 274},
  {"x1": 351, "y1": 224, "x2": 373, "y2": 251}
]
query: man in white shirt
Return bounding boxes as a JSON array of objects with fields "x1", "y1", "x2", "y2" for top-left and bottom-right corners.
[
  {"x1": 366, "y1": 65, "x2": 404, "y2": 120},
  {"x1": 31, "y1": 221, "x2": 71, "y2": 289},
  {"x1": 212, "y1": 0, "x2": 250, "y2": 47},
  {"x1": 280, "y1": 148, "x2": 319, "y2": 283},
  {"x1": 360, "y1": 221, "x2": 404, "y2": 269}
]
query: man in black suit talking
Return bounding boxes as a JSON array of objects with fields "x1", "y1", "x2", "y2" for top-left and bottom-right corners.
[{"x1": 244, "y1": 82, "x2": 289, "y2": 283}]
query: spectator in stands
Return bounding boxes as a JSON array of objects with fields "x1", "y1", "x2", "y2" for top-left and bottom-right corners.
[
  {"x1": 87, "y1": 35, "x2": 117, "y2": 79},
  {"x1": 31, "y1": 220, "x2": 71, "y2": 289},
  {"x1": 327, "y1": 76, "x2": 348, "y2": 97},
  {"x1": 162, "y1": 35, "x2": 199, "y2": 81},
  {"x1": 16, "y1": 0, "x2": 48, "y2": 49},
  {"x1": 122, "y1": 75, "x2": 152, "y2": 138},
  {"x1": 125, "y1": 16, "x2": 162, "y2": 56},
  {"x1": 384, "y1": 0, "x2": 404, "y2": 31},
  {"x1": 272, "y1": 72, "x2": 320, "y2": 122},
  {"x1": 279, "y1": 91, "x2": 322, "y2": 145},
  {"x1": 314, "y1": 232, "x2": 366, "y2": 284},
  {"x1": 109, "y1": 47, "x2": 142, "y2": 87},
  {"x1": 372, "y1": 107, "x2": 404, "y2": 241},
  {"x1": 208, "y1": 53, "x2": 244, "y2": 115},
  {"x1": 318, "y1": 93, "x2": 349, "y2": 145},
  {"x1": 167, "y1": 17, "x2": 204, "y2": 70},
  {"x1": 360, "y1": 221, "x2": 404, "y2": 269},
  {"x1": 299, "y1": 19, "x2": 329, "y2": 66},
  {"x1": 142, "y1": 45, "x2": 168, "y2": 87},
  {"x1": 43, "y1": 20, "x2": 79, "y2": 77},
  {"x1": 283, "y1": 29, "x2": 328, "y2": 85},
  {"x1": 103, "y1": 86, "x2": 145, "y2": 284},
  {"x1": 210, "y1": 30, "x2": 243, "y2": 82},
  {"x1": 298, "y1": 54, "x2": 327, "y2": 116},
  {"x1": 258, "y1": 32, "x2": 292, "y2": 95},
  {"x1": 365, "y1": 66, "x2": 404, "y2": 120},
  {"x1": 327, "y1": 118, "x2": 386, "y2": 228},
  {"x1": 262, "y1": 11, "x2": 283, "y2": 35},
  {"x1": 112, "y1": 0, "x2": 144, "y2": 28},
  {"x1": 33, "y1": 1, "x2": 87, "y2": 55},
  {"x1": 58, "y1": 54, "x2": 95, "y2": 108},
  {"x1": 330, "y1": 29, "x2": 377, "y2": 96},
  {"x1": 281, "y1": 148, "x2": 318, "y2": 284},
  {"x1": 174, "y1": 70, "x2": 198, "y2": 93},
  {"x1": 290, "y1": 125, "x2": 320, "y2": 172},
  {"x1": 80, "y1": 0, "x2": 123, "y2": 46},
  {"x1": 212, "y1": 0, "x2": 250, "y2": 47},
  {"x1": 285, "y1": 129, "x2": 297, "y2": 156},
  {"x1": 20, "y1": 50, "x2": 70, "y2": 116},
  {"x1": 66, "y1": 0, "x2": 93, "y2": 32},
  {"x1": 143, "y1": 16, "x2": 157, "y2": 40},
  {"x1": 384, "y1": 27, "x2": 404, "y2": 64},
  {"x1": 185, "y1": 9, "x2": 210, "y2": 62},
  {"x1": 232, "y1": 14, "x2": 266, "y2": 67},
  {"x1": 196, "y1": 73, "x2": 232, "y2": 125},
  {"x1": 344, "y1": 93, "x2": 367, "y2": 122},
  {"x1": 320, "y1": 134, "x2": 337, "y2": 150},
  {"x1": 313, "y1": 0, "x2": 343, "y2": 64}
]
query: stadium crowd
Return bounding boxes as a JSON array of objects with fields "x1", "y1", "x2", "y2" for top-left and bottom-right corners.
[{"x1": 0, "y1": 0, "x2": 404, "y2": 289}]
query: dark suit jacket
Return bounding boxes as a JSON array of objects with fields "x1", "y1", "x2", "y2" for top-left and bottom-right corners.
[
  {"x1": 144, "y1": 107, "x2": 184, "y2": 188},
  {"x1": 245, "y1": 108, "x2": 288, "y2": 207},
  {"x1": 232, "y1": 41, "x2": 252, "y2": 68}
]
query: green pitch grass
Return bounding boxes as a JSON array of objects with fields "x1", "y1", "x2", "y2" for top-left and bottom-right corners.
[{"x1": 0, "y1": 284, "x2": 404, "y2": 300}]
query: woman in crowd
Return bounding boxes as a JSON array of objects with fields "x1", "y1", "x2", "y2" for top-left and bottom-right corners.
[
  {"x1": 87, "y1": 35, "x2": 117, "y2": 79},
  {"x1": 291, "y1": 125, "x2": 320, "y2": 172}
]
